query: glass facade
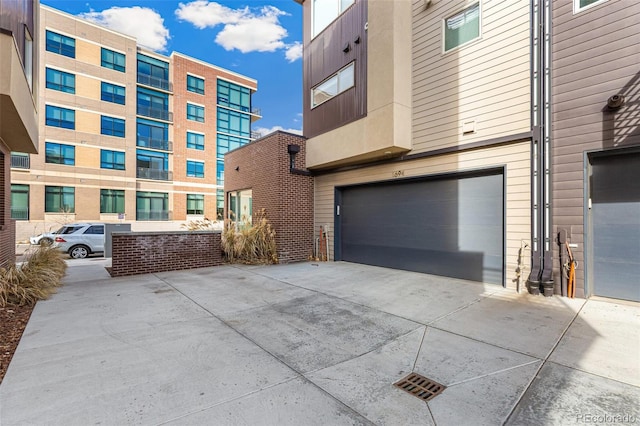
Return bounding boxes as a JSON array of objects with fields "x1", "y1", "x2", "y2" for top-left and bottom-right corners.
[
  {"x1": 137, "y1": 149, "x2": 170, "y2": 180},
  {"x1": 217, "y1": 80, "x2": 250, "y2": 112},
  {"x1": 137, "y1": 53, "x2": 170, "y2": 91},
  {"x1": 137, "y1": 118, "x2": 170, "y2": 150},
  {"x1": 137, "y1": 87, "x2": 170, "y2": 121}
]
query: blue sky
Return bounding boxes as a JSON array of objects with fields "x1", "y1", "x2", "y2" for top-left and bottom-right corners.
[{"x1": 42, "y1": 0, "x2": 304, "y2": 135}]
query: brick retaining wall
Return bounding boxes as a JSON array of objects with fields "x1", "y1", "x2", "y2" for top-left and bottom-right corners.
[{"x1": 110, "y1": 231, "x2": 223, "y2": 277}]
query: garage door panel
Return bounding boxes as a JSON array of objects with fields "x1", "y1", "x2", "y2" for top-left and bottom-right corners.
[{"x1": 339, "y1": 172, "x2": 504, "y2": 285}]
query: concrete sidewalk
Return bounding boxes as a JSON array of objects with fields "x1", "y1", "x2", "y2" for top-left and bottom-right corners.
[{"x1": 1, "y1": 260, "x2": 638, "y2": 425}]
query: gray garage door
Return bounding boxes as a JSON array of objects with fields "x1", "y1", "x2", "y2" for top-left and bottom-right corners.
[
  {"x1": 591, "y1": 152, "x2": 640, "y2": 302},
  {"x1": 337, "y1": 171, "x2": 504, "y2": 285}
]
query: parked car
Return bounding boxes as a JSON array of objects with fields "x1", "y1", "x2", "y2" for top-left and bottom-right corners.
[
  {"x1": 52, "y1": 223, "x2": 105, "y2": 259},
  {"x1": 29, "y1": 227, "x2": 62, "y2": 246}
]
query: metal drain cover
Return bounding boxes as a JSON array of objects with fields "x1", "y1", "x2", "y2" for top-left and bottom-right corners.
[{"x1": 394, "y1": 373, "x2": 446, "y2": 402}]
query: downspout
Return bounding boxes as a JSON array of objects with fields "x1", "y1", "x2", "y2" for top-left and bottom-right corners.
[{"x1": 527, "y1": 0, "x2": 554, "y2": 296}]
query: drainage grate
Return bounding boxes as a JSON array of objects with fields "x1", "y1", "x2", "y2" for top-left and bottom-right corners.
[{"x1": 393, "y1": 373, "x2": 446, "y2": 402}]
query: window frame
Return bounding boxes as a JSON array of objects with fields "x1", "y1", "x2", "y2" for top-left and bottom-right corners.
[
  {"x1": 45, "y1": 186, "x2": 75, "y2": 213},
  {"x1": 101, "y1": 115, "x2": 126, "y2": 138},
  {"x1": 10, "y1": 184, "x2": 29, "y2": 220},
  {"x1": 45, "y1": 142, "x2": 75, "y2": 166},
  {"x1": 101, "y1": 81, "x2": 126, "y2": 104},
  {"x1": 573, "y1": 0, "x2": 608, "y2": 13},
  {"x1": 442, "y1": 2, "x2": 482, "y2": 54},
  {"x1": 312, "y1": 0, "x2": 355, "y2": 39},
  {"x1": 45, "y1": 30, "x2": 75, "y2": 58},
  {"x1": 186, "y1": 160, "x2": 205, "y2": 178},
  {"x1": 187, "y1": 103, "x2": 205, "y2": 122},
  {"x1": 186, "y1": 131, "x2": 205, "y2": 150},
  {"x1": 311, "y1": 62, "x2": 355, "y2": 108},
  {"x1": 101, "y1": 47, "x2": 126, "y2": 72},
  {"x1": 100, "y1": 189, "x2": 125, "y2": 214},
  {"x1": 45, "y1": 105, "x2": 75, "y2": 129},
  {"x1": 100, "y1": 149, "x2": 126, "y2": 170},
  {"x1": 46, "y1": 68, "x2": 75, "y2": 94},
  {"x1": 186, "y1": 194, "x2": 205, "y2": 215},
  {"x1": 187, "y1": 74, "x2": 205, "y2": 95}
]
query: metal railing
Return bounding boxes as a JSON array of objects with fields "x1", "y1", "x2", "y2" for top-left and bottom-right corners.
[
  {"x1": 136, "y1": 167, "x2": 172, "y2": 181},
  {"x1": 137, "y1": 73, "x2": 172, "y2": 91},
  {"x1": 137, "y1": 106, "x2": 173, "y2": 122},
  {"x1": 10, "y1": 207, "x2": 29, "y2": 220},
  {"x1": 10, "y1": 154, "x2": 30, "y2": 169},
  {"x1": 136, "y1": 137, "x2": 173, "y2": 151}
]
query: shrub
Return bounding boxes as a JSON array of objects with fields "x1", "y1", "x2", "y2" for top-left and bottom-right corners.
[
  {"x1": 0, "y1": 246, "x2": 67, "y2": 307},
  {"x1": 221, "y1": 208, "x2": 278, "y2": 264},
  {"x1": 181, "y1": 218, "x2": 218, "y2": 231}
]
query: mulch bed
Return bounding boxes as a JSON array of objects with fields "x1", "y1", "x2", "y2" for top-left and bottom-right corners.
[{"x1": 0, "y1": 304, "x2": 35, "y2": 385}]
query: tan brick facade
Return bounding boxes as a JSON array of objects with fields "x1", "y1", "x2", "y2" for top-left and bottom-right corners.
[{"x1": 224, "y1": 132, "x2": 313, "y2": 263}]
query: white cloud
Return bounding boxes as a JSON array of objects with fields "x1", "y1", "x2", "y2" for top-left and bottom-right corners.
[
  {"x1": 255, "y1": 125, "x2": 302, "y2": 137},
  {"x1": 79, "y1": 7, "x2": 170, "y2": 52},
  {"x1": 176, "y1": 1, "x2": 301, "y2": 59},
  {"x1": 285, "y1": 42, "x2": 302, "y2": 63}
]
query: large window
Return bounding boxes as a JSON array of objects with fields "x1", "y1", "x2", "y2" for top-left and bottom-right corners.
[
  {"x1": 45, "y1": 186, "x2": 75, "y2": 213},
  {"x1": 311, "y1": 62, "x2": 355, "y2": 108},
  {"x1": 217, "y1": 109, "x2": 250, "y2": 137},
  {"x1": 574, "y1": 0, "x2": 607, "y2": 12},
  {"x1": 45, "y1": 105, "x2": 75, "y2": 129},
  {"x1": 186, "y1": 160, "x2": 205, "y2": 178},
  {"x1": 101, "y1": 115, "x2": 126, "y2": 138},
  {"x1": 45, "y1": 142, "x2": 75, "y2": 165},
  {"x1": 187, "y1": 132, "x2": 205, "y2": 150},
  {"x1": 187, "y1": 103, "x2": 205, "y2": 122},
  {"x1": 136, "y1": 191, "x2": 169, "y2": 221},
  {"x1": 46, "y1": 68, "x2": 75, "y2": 93},
  {"x1": 11, "y1": 185, "x2": 29, "y2": 220},
  {"x1": 100, "y1": 189, "x2": 125, "y2": 214},
  {"x1": 312, "y1": 0, "x2": 354, "y2": 38},
  {"x1": 217, "y1": 80, "x2": 250, "y2": 112},
  {"x1": 101, "y1": 48, "x2": 126, "y2": 72},
  {"x1": 137, "y1": 53, "x2": 170, "y2": 90},
  {"x1": 100, "y1": 150, "x2": 125, "y2": 170},
  {"x1": 228, "y1": 189, "x2": 253, "y2": 223},
  {"x1": 443, "y1": 2, "x2": 480, "y2": 53},
  {"x1": 137, "y1": 87, "x2": 170, "y2": 121},
  {"x1": 45, "y1": 30, "x2": 75, "y2": 58},
  {"x1": 186, "y1": 194, "x2": 204, "y2": 215},
  {"x1": 137, "y1": 149, "x2": 170, "y2": 180},
  {"x1": 187, "y1": 75, "x2": 205, "y2": 95},
  {"x1": 136, "y1": 118, "x2": 169, "y2": 150},
  {"x1": 101, "y1": 82, "x2": 126, "y2": 104}
]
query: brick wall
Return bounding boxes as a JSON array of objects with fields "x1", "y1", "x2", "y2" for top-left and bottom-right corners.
[
  {"x1": 110, "y1": 231, "x2": 223, "y2": 277},
  {"x1": 0, "y1": 147, "x2": 16, "y2": 268},
  {"x1": 224, "y1": 131, "x2": 314, "y2": 262}
]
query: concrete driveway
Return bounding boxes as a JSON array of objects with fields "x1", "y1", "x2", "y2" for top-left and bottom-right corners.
[{"x1": 1, "y1": 260, "x2": 638, "y2": 425}]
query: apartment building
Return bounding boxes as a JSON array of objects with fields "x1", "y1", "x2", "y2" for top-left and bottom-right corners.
[
  {"x1": 0, "y1": 0, "x2": 39, "y2": 266},
  {"x1": 296, "y1": 0, "x2": 533, "y2": 289},
  {"x1": 10, "y1": 5, "x2": 260, "y2": 242},
  {"x1": 551, "y1": 0, "x2": 640, "y2": 302}
]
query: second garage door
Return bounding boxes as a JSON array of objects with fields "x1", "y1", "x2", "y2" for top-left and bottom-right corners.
[{"x1": 337, "y1": 170, "x2": 504, "y2": 285}]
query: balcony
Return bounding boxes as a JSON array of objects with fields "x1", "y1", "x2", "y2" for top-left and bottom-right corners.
[
  {"x1": 136, "y1": 210, "x2": 170, "y2": 221},
  {"x1": 137, "y1": 167, "x2": 172, "y2": 181},
  {"x1": 251, "y1": 131, "x2": 262, "y2": 140},
  {"x1": 137, "y1": 105, "x2": 173, "y2": 122},
  {"x1": 137, "y1": 73, "x2": 172, "y2": 92},
  {"x1": 137, "y1": 137, "x2": 173, "y2": 151},
  {"x1": 10, "y1": 207, "x2": 28, "y2": 220},
  {"x1": 10, "y1": 153, "x2": 30, "y2": 169}
]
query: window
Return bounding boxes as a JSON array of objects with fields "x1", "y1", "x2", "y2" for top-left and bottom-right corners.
[
  {"x1": 136, "y1": 191, "x2": 169, "y2": 221},
  {"x1": 11, "y1": 184, "x2": 29, "y2": 220},
  {"x1": 443, "y1": 2, "x2": 480, "y2": 53},
  {"x1": 45, "y1": 142, "x2": 75, "y2": 165},
  {"x1": 311, "y1": 62, "x2": 355, "y2": 108},
  {"x1": 101, "y1": 82, "x2": 126, "y2": 104},
  {"x1": 217, "y1": 80, "x2": 250, "y2": 112},
  {"x1": 217, "y1": 134, "x2": 248, "y2": 157},
  {"x1": 100, "y1": 189, "x2": 125, "y2": 213},
  {"x1": 217, "y1": 109, "x2": 250, "y2": 137},
  {"x1": 574, "y1": 0, "x2": 607, "y2": 12},
  {"x1": 216, "y1": 159, "x2": 224, "y2": 184},
  {"x1": 137, "y1": 53, "x2": 170, "y2": 90},
  {"x1": 100, "y1": 150, "x2": 125, "y2": 170},
  {"x1": 137, "y1": 87, "x2": 170, "y2": 121},
  {"x1": 312, "y1": 0, "x2": 354, "y2": 38},
  {"x1": 187, "y1": 194, "x2": 204, "y2": 215},
  {"x1": 46, "y1": 68, "x2": 75, "y2": 94},
  {"x1": 101, "y1": 115, "x2": 126, "y2": 138},
  {"x1": 101, "y1": 48, "x2": 126, "y2": 72},
  {"x1": 84, "y1": 225, "x2": 104, "y2": 235},
  {"x1": 187, "y1": 103, "x2": 205, "y2": 122},
  {"x1": 137, "y1": 118, "x2": 169, "y2": 150},
  {"x1": 45, "y1": 105, "x2": 75, "y2": 129},
  {"x1": 45, "y1": 186, "x2": 75, "y2": 213},
  {"x1": 186, "y1": 160, "x2": 205, "y2": 178},
  {"x1": 45, "y1": 30, "x2": 75, "y2": 58},
  {"x1": 24, "y1": 26, "x2": 33, "y2": 90},
  {"x1": 228, "y1": 189, "x2": 253, "y2": 223},
  {"x1": 187, "y1": 75, "x2": 205, "y2": 95},
  {"x1": 137, "y1": 150, "x2": 170, "y2": 180},
  {"x1": 186, "y1": 132, "x2": 205, "y2": 150}
]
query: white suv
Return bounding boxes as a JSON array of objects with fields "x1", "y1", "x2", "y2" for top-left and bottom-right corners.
[{"x1": 53, "y1": 223, "x2": 105, "y2": 259}]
